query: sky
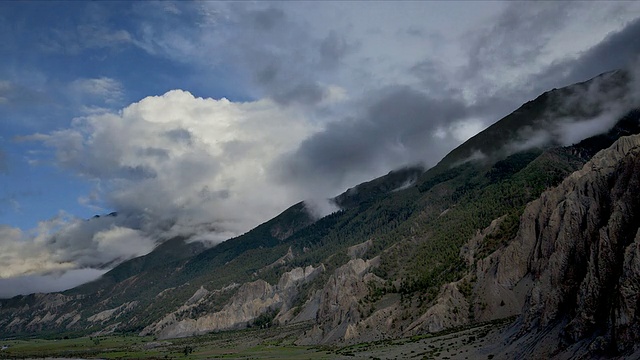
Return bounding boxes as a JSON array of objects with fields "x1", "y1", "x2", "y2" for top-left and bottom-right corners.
[{"x1": 1, "y1": 1, "x2": 640, "y2": 297}]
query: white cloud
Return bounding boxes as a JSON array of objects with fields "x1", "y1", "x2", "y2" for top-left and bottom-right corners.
[
  {"x1": 303, "y1": 198, "x2": 340, "y2": 220},
  {"x1": 4, "y1": 2, "x2": 640, "y2": 297},
  {"x1": 27, "y1": 90, "x2": 316, "y2": 248},
  {"x1": 69, "y1": 77, "x2": 124, "y2": 105},
  {"x1": 506, "y1": 129, "x2": 553, "y2": 154},
  {"x1": 503, "y1": 65, "x2": 640, "y2": 153},
  {"x1": 3, "y1": 91, "x2": 325, "y2": 285},
  {"x1": 0, "y1": 212, "x2": 153, "y2": 280},
  {"x1": 93, "y1": 226, "x2": 155, "y2": 263},
  {"x1": 449, "y1": 119, "x2": 487, "y2": 143},
  {"x1": 0, "y1": 223, "x2": 74, "y2": 278},
  {"x1": 0, "y1": 268, "x2": 107, "y2": 298}
]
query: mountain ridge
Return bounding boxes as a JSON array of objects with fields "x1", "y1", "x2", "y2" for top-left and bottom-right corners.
[{"x1": 1, "y1": 69, "x2": 639, "y2": 359}]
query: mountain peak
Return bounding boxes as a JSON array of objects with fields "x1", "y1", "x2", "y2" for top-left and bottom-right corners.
[
  {"x1": 437, "y1": 69, "x2": 635, "y2": 169},
  {"x1": 2, "y1": 71, "x2": 640, "y2": 360}
]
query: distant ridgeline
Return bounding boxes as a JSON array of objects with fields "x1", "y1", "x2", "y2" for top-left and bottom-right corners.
[{"x1": 2, "y1": 69, "x2": 640, "y2": 358}]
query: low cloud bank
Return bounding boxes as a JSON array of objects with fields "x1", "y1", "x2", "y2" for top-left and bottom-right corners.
[
  {"x1": 504, "y1": 66, "x2": 640, "y2": 154},
  {"x1": 0, "y1": 268, "x2": 107, "y2": 299}
]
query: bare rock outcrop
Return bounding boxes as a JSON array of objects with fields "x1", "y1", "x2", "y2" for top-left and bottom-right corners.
[
  {"x1": 406, "y1": 282, "x2": 470, "y2": 334},
  {"x1": 483, "y1": 134, "x2": 640, "y2": 357},
  {"x1": 520, "y1": 134, "x2": 640, "y2": 354},
  {"x1": 406, "y1": 215, "x2": 527, "y2": 335},
  {"x1": 469, "y1": 216, "x2": 533, "y2": 323},
  {"x1": 184, "y1": 286, "x2": 209, "y2": 306},
  {"x1": 143, "y1": 265, "x2": 323, "y2": 339},
  {"x1": 87, "y1": 301, "x2": 138, "y2": 323},
  {"x1": 407, "y1": 134, "x2": 640, "y2": 358},
  {"x1": 347, "y1": 239, "x2": 373, "y2": 259},
  {"x1": 0, "y1": 293, "x2": 82, "y2": 332},
  {"x1": 296, "y1": 257, "x2": 383, "y2": 344}
]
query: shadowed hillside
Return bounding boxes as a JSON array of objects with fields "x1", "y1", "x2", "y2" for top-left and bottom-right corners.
[{"x1": 1, "y1": 70, "x2": 639, "y2": 358}]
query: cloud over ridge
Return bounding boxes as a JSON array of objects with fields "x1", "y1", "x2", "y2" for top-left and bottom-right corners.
[{"x1": 1, "y1": 1, "x2": 640, "y2": 297}]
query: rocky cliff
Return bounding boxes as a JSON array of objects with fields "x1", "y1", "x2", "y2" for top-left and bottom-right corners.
[
  {"x1": 374, "y1": 133, "x2": 640, "y2": 358},
  {"x1": 512, "y1": 134, "x2": 640, "y2": 356},
  {"x1": 1, "y1": 71, "x2": 639, "y2": 359},
  {"x1": 296, "y1": 257, "x2": 383, "y2": 344},
  {"x1": 465, "y1": 134, "x2": 640, "y2": 358},
  {"x1": 141, "y1": 264, "x2": 323, "y2": 339},
  {"x1": 142, "y1": 133, "x2": 640, "y2": 349}
]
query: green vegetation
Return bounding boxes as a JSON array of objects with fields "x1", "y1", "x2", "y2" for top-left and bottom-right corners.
[
  {"x1": 479, "y1": 210, "x2": 521, "y2": 259},
  {"x1": 1, "y1": 72, "x2": 638, "y2": 346},
  {"x1": 0, "y1": 136, "x2": 616, "y2": 339},
  {"x1": 0, "y1": 335, "x2": 158, "y2": 359},
  {"x1": 250, "y1": 308, "x2": 279, "y2": 329},
  {"x1": 396, "y1": 147, "x2": 585, "y2": 296},
  {"x1": 0, "y1": 326, "x2": 337, "y2": 360},
  {"x1": 0, "y1": 318, "x2": 516, "y2": 359}
]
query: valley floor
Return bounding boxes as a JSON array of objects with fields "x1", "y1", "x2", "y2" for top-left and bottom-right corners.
[{"x1": 0, "y1": 319, "x2": 514, "y2": 360}]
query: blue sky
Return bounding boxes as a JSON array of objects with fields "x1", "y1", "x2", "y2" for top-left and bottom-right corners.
[
  {"x1": 1, "y1": 2, "x2": 247, "y2": 230},
  {"x1": 1, "y1": 1, "x2": 640, "y2": 297}
]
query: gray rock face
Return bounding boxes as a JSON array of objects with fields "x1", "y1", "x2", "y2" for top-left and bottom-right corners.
[
  {"x1": 479, "y1": 134, "x2": 640, "y2": 357},
  {"x1": 296, "y1": 257, "x2": 383, "y2": 344},
  {"x1": 409, "y1": 134, "x2": 640, "y2": 357},
  {"x1": 406, "y1": 282, "x2": 470, "y2": 334},
  {"x1": 87, "y1": 301, "x2": 138, "y2": 323},
  {"x1": 2, "y1": 115, "x2": 639, "y2": 357},
  {"x1": 294, "y1": 136, "x2": 640, "y2": 346},
  {"x1": 143, "y1": 265, "x2": 323, "y2": 339},
  {"x1": 0, "y1": 293, "x2": 82, "y2": 332},
  {"x1": 519, "y1": 134, "x2": 640, "y2": 354},
  {"x1": 402, "y1": 215, "x2": 528, "y2": 336}
]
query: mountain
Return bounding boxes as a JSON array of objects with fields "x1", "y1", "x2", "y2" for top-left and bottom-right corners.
[
  {"x1": 463, "y1": 132, "x2": 640, "y2": 358},
  {"x1": 437, "y1": 69, "x2": 632, "y2": 168},
  {"x1": 1, "y1": 69, "x2": 639, "y2": 358}
]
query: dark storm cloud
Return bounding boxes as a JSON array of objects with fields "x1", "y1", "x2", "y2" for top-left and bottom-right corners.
[
  {"x1": 536, "y1": 17, "x2": 640, "y2": 91},
  {"x1": 421, "y1": 11, "x2": 640, "y2": 149},
  {"x1": 319, "y1": 31, "x2": 349, "y2": 69},
  {"x1": 466, "y1": 2, "x2": 571, "y2": 73},
  {"x1": 0, "y1": 269, "x2": 107, "y2": 298},
  {"x1": 222, "y1": 4, "x2": 352, "y2": 106},
  {"x1": 272, "y1": 82, "x2": 327, "y2": 106},
  {"x1": 277, "y1": 9, "x2": 640, "y2": 197},
  {"x1": 465, "y1": 7, "x2": 640, "y2": 101},
  {"x1": 275, "y1": 86, "x2": 468, "y2": 192},
  {"x1": 407, "y1": 4, "x2": 576, "y2": 128},
  {"x1": 409, "y1": 59, "x2": 459, "y2": 98},
  {"x1": 508, "y1": 16, "x2": 640, "y2": 117}
]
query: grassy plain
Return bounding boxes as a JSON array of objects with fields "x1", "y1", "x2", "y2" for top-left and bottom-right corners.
[
  {"x1": 0, "y1": 322, "x2": 333, "y2": 360},
  {"x1": 0, "y1": 319, "x2": 512, "y2": 359}
]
